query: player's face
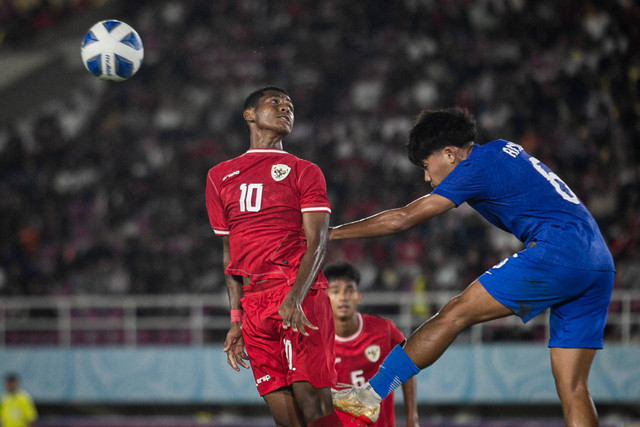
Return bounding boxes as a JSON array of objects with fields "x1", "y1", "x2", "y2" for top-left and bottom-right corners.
[
  {"x1": 327, "y1": 278, "x2": 362, "y2": 321},
  {"x1": 250, "y1": 90, "x2": 295, "y2": 136},
  {"x1": 421, "y1": 148, "x2": 457, "y2": 188}
]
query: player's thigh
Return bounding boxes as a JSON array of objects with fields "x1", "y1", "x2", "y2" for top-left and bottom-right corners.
[
  {"x1": 241, "y1": 286, "x2": 291, "y2": 396},
  {"x1": 478, "y1": 251, "x2": 591, "y2": 323},
  {"x1": 443, "y1": 279, "x2": 514, "y2": 325},
  {"x1": 549, "y1": 270, "x2": 614, "y2": 348},
  {"x1": 263, "y1": 387, "x2": 305, "y2": 427},
  {"x1": 284, "y1": 289, "x2": 337, "y2": 389}
]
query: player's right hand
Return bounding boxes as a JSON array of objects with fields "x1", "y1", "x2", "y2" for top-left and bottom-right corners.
[{"x1": 223, "y1": 323, "x2": 250, "y2": 371}]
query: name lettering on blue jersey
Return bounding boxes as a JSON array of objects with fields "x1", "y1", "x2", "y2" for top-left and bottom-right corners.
[{"x1": 502, "y1": 142, "x2": 523, "y2": 158}]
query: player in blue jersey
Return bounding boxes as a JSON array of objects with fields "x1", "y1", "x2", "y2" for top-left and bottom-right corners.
[{"x1": 330, "y1": 107, "x2": 614, "y2": 427}]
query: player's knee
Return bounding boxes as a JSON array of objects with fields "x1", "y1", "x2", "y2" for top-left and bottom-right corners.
[
  {"x1": 300, "y1": 403, "x2": 330, "y2": 424},
  {"x1": 295, "y1": 389, "x2": 333, "y2": 423},
  {"x1": 553, "y1": 373, "x2": 590, "y2": 396}
]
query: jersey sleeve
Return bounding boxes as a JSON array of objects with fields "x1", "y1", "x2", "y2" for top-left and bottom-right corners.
[
  {"x1": 388, "y1": 321, "x2": 405, "y2": 347},
  {"x1": 205, "y1": 169, "x2": 229, "y2": 235},
  {"x1": 432, "y1": 158, "x2": 488, "y2": 206},
  {"x1": 297, "y1": 162, "x2": 332, "y2": 213}
]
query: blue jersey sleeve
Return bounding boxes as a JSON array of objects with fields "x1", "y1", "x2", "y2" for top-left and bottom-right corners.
[{"x1": 432, "y1": 149, "x2": 487, "y2": 206}]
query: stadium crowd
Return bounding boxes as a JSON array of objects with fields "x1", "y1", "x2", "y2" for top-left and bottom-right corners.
[{"x1": 1, "y1": 0, "x2": 638, "y2": 306}]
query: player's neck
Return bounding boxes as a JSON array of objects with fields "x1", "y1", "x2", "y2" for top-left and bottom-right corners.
[
  {"x1": 249, "y1": 131, "x2": 285, "y2": 150},
  {"x1": 335, "y1": 313, "x2": 360, "y2": 337}
]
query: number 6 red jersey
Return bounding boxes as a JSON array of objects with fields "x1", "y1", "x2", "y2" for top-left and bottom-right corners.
[
  {"x1": 206, "y1": 148, "x2": 332, "y2": 285},
  {"x1": 335, "y1": 313, "x2": 406, "y2": 426}
]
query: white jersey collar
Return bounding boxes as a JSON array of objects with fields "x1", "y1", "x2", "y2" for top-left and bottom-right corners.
[
  {"x1": 245, "y1": 148, "x2": 287, "y2": 154},
  {"x1": 335, "y1": 312, "x2": 363, "y2": 342}
]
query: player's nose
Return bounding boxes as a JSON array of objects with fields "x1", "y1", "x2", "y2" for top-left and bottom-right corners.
[{"x1": 279, "y1": 103, "x2": 290, "y2": 113}]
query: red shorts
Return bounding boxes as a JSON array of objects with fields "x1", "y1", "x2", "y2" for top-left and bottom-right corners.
[{"x1": 241, "y1": 281, "x2": 337, "y2": 396}]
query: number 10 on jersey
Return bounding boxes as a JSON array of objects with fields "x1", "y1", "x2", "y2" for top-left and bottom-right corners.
[{"x1": 239, "y1": 183, "x2": 263, "y2": 212}]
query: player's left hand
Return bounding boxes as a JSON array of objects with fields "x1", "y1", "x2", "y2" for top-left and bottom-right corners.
[
  {"x1": 278, "y1": 294, "x2": 318, "y2": 336},
  {"x1": 223, "y1": 323, "x2": 250, "y2": 371}
]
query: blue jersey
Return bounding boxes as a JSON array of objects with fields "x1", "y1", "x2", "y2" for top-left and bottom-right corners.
[{"x1": 433, "y1": 139, "x2": 614, "y2": 271}]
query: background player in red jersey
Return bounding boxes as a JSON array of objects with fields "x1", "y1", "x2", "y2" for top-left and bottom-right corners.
[
  {"x1": 205, "y1": 87, "x2": 342, "y2": 426},
  {"x1": 325, "y1": 262, "x2": 419, "y2": 427}
]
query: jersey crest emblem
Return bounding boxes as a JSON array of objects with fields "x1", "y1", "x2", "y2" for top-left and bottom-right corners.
[
  {"x1": 365, "y1": 345, "x2": 381, "y2": 362},
  {"x1": 271, "y1": 164, "x2": 291, "y2": 182}
]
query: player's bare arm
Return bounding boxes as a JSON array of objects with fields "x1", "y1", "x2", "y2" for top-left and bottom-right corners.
[
  {"x1": 401, "y1": 376, "x2": 420, "y2": 427},
  {"x1": 279, "y1": 211, "x2": 329, "y2": 335},
  {"x1": 222, "y1": 236, "x2": 250, "y2": 371},
  {"x1": 329, "y1": 193, "x2": 455, "y2": 241}
]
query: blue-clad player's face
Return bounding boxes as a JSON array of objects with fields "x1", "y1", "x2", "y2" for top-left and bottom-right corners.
[{"x1": 421, "y1": 148, "x2": 458, "y2": 188}]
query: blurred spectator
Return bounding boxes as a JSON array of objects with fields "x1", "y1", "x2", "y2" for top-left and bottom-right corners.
[
  {"x1": 0, "y1": 0, "x2": 638, "y2": 299},
  {"x1": 0, "y1": 0, "x2": 105, "y2": 47}
]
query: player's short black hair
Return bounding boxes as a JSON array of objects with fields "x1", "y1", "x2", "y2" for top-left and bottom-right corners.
[
  {"x1": 243, "y1": 86, "x2": 289, "y2": 110},
  {"x1": 323, "y1": 261, "x2": 361, "y2": 286},
  {"x1": 407, "y1": 107, "x2": 477, "y2": 167},
  {"x1": 5, "y1": 373, "x2": 18, "y2": 382}
]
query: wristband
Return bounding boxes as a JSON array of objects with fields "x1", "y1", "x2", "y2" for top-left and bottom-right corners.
[{"x1": 230, "y1": 309, "x2": 243, "y2": 323}]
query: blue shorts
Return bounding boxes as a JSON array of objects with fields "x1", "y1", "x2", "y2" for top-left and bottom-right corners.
[{"x1": 478, "y1": 250, "x2": 614, "y2": 349}]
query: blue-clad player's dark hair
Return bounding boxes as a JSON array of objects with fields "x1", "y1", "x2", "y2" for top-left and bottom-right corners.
[{"x1": 407, "y1": 107, "x2": 477, "y2": 167}]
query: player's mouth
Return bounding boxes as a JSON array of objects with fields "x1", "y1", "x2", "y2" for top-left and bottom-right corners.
[{"x1": 278, "y1": 115, "x2": 291, "y2": 125}]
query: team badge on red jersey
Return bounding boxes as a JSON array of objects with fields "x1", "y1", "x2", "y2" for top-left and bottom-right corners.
[
  {"x1": 271, "y1": 164, "x2": 291, "y2": 182},
  {"x1": 365, "y1": 345, "x2": 381, "y2": 362}
]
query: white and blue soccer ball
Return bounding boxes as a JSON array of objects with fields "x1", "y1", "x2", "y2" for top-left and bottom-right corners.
[{"x1": 80, "y1": 20, "x2": 144, "y2": 82}]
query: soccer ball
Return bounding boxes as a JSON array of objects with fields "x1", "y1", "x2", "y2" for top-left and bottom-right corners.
[{"x1": 80, "y1": 20, "x2": 144, "y2": 82}]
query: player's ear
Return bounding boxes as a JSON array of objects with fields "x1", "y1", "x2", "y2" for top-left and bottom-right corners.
[
  {"x1": 356, "y1": 292, "x2": 363, "y2": 305},
  {"x1": 444, "y1": 146, "x2": 456, "y2": 163},
  {"x1": 243, "y1": 108, "x2": 255, "y2": 123}
]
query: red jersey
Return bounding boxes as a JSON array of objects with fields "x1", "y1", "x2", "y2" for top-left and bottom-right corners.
[
  {"x1": 206, "y1": 148, "x2": 332, "y2": 286},
  {"x1": 335, "y1": 313, "x2": 405, "y2": 427}
]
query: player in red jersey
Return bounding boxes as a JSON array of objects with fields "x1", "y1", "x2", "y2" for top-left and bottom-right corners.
[
  {"x1": 205, "y1": 87, "x2": 341, "y2": 426},
  {"x1": 325, "y1": 262, "x2": 419, "y2": 427}
]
